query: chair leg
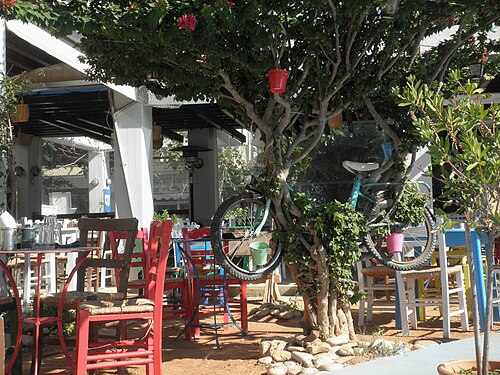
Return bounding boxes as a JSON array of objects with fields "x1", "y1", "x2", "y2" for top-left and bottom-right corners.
[
  {"x1": 75, "y1": 310, "x2": 90, "y2": 375},
  {"x1": 396, "y1": 272, "x2": 409, "y2": 336},
  {"x1": 457, "y1": 269, "x2": 469, "y2": 331},
  {"x1": 407, "y1": 280, "x2": 418, "y2": 329},
  {"x1": 240, "y1": 282, "x2": 248, "y2": 333},
  {"x1": 366, "y1": 276, "x2": 374, "y2": 322}
]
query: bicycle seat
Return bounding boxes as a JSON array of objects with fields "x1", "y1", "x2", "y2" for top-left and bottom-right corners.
[{"x1": 343, "y1": 161, "x2": 379, "y2": 174}]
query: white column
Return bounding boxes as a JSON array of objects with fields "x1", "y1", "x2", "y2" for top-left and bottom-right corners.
[
  {"x1": 189, "y1": 128, "x2": 219, "y2": 227},
  {"x1": 12, "y1": 142, "x2": 29, "y2": 218},
  {"x1": 111, "y1": 97, "x2": 154, "y2": 228},
  {"x1": 88, "y1": 151, "x2": 109, "y2": 213},
  {"x1": 0, "y1": 19, "x2": 6, "y2": 211}
]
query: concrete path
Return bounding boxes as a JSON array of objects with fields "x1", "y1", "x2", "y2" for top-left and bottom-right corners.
[{"x1": 329, "y1": 333, "x2": 499, "y2": 375}]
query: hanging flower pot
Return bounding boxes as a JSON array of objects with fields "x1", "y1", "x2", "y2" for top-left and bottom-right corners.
[
  {"x1": 10, "y1": 97, "x2": 29, "y2": 123},
  {"x1": 328, "y1": 113, "x2": 343, "y2": 129},
  {"x1": 268, "y1": 69, "x2": 289, "y2": 94},
  {"x1": 385, "y1": 233, "x2": 404, "y2": 254}
]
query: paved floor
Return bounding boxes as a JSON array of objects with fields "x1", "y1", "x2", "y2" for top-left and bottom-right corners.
[{"x1": 330, "y1": 333, "x2": 499, "y2": 374}]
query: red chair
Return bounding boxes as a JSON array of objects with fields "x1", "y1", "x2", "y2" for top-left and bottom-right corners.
[
  {"x1": 182, "y1": 227, "x2": 248, "y2": 342},
  {"x1": 74, "y1": 219, "x2": 173, "y2": 374}
]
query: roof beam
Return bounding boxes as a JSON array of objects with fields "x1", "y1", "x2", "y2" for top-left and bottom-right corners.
[
  {"x1": 162, "y1": 128, "x2": 184, "y2": 143},
  {"x1": 196, "y1": 112, "x2": 246, "y2": 143}
]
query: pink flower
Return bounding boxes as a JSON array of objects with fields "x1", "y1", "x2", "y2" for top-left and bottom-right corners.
[
  {"x1": 467, "y1": 35, "x2": 476, "y2": 43},
  {"x1": 177, "y1": 14, "x2": 198, "y2": 31},
  {"x1": 226, "y1": 0, "x2": 235, "y2": 7}
]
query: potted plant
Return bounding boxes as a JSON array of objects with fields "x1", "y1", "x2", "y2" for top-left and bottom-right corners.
[{"x1": 400, "y1": 72, "x2": 500, "y2": 375}]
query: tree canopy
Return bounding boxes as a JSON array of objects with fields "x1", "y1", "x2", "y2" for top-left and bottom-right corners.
[{"x1": 2, "y1": 0, "x2": 500, "y2": 338}]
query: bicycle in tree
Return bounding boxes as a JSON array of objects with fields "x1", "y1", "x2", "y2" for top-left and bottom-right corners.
[{"x1": 210, "y1": 159, "x2": 436, "y2": 281}]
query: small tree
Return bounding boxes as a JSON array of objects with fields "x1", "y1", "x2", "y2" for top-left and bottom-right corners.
[
  {"x1": 400, "y1": 72, "x2": 499, "y2": 375},
  {"x1": 0, "y1": 74, "x2": 25, "y2": 213}
]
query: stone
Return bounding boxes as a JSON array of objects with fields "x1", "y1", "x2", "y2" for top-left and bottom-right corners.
[
  {"x1": 337, "y1": 347, "x2": 354, "y2": 356},
  {"x1": 411, "y1": 344, "x2": 425, "y2": 350},
  {"x1": 256, "y1": 307, "x2": 271, "y2": 317},
  {"x1": 318, "y1": 363, "x2": 344, "y2": 372},
  {"x1": 288, "y1": 366, "x2": 303, "y2": 375},
  {"x1": 278, "y1": 311, "x2": 295, "y2": 320},
  {"x1": 336, "y1": 356, "x2": 354, "y2": 364},
  {"x1": 292, "y1": 310, "x2": 303, "y2": 319},
  {"x1": 291, "y1": 352, "x2": 314, "y2": 364},
  {"x1": 304, "y1": 338, "x2": 321, "y2": 348},
  {"x1": 306, "y1": 343, "x2": 331, "y2": 355},
  {"x1": 413, "y1": 340, "x2": 440, "y2": 348},
  {"x1": 284, "y1": 360, "x2": 299, "y2": 368},
  {"x1": 353, "y1": 347, "x2": 364, "y2": 355},
  {"x1": 371, "y1": 338, "x2": 394, "y2": 350},
  {"x1": 272, "y1": 350, "x2": 292, "y2": 362},
  {"x1": 293, "y1": 335, "x2": 308, "y2": 347},
  {"x1": 326, "y1": 334, "x2": 350, "y2": 346},
  {"x1": 267, "y1": 366, "x2": 287, "y2": 375},
  {"x1": 313, "y1": 355, "x2": 333, "y2": 367},
  {"x1": 248, "y1": 307, "x2": 260, "y2": 316},
  {"x1": 329, "y1": 346, "x2": 342, "y2": 355},
  {"x1": 309, "y1": 330, "x2": 321, "y2": 341},
  {"x1": 300, "y1": 368, "x2": 318, "y2": 375},
  {"x1": 258, "y1": 356, "x2": 273, "y2": 365},
  {"x1": 261, "y1": 341, "x2": 273, "y2": 356},
  {"x1": 270, "y1": 309, "x2": 281, "y2": 317},
  {"x1": 287, "y1": 346, "x2": 307, "y2": 352},
  {"x1": 357, "y1": 340, "x2": 371, "y2": 348}
]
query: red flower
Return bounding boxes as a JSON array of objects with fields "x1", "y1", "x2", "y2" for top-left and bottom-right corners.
[
  {"x1": 177, "y1": 14, "x2": 198, "y2": 31},
  {"x1": 226, "y1": 0, "x2": 235, "y2": 7},
  {"x1": 467, "y1": 35, "x2": 476, "y2": 43},
  {"x1": 1, "y1": 0, "x2": 15, "y2": 9}
]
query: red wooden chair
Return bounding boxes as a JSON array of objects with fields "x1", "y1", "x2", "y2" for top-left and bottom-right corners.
[
  {"x1": 182, "y1": 227, "x2": 248, "y2": 342},
  {"x1": 74, "y1": 219, "x2": 173, "y2": 374}
]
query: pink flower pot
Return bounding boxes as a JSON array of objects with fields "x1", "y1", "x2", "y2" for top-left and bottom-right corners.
[
  {"x1": 268, "y1": 69, "x2": 289, "y2": 93},
  {"x1": 385, "y1": 233, "x2": 404, "y2": 254}
]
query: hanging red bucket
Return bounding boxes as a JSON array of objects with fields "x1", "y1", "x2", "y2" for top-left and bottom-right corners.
[{"x1": 268, "y1": 69, "x2": 289, "y2": 94}]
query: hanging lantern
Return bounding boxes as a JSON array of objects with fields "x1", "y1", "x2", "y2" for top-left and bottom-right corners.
[
  {"x1": 10, "y1": 97, "x2": 29, "y2": 123},
  {"x1": 268, "y1": 69, "x2": 289, "y2": 94},
  {"x1": 328, "y1": 113, "x2": 343, "y2": 129}
]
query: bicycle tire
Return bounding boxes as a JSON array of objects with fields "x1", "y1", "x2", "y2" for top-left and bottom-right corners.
[
  {"x1": 362, "y1": 206, "x2": 436, "y2": 271},
  {"x1": 210, "y1": 193, "x2": 283, "y2": 281}
]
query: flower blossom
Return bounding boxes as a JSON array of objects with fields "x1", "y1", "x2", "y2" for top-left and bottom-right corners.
[
  {"x1": 1, "y1": 0, "x2": 15, "y2": 10},
  {"x1": 177, "y1": 14, "x2": 198, "y2": 31},
  {"x1": 226, "y1": 0, "x2": 235, "y2": 7}
]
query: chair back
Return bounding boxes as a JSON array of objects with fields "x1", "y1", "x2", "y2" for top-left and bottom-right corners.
[
  {"x1": 181, "y1": 228, "x2": 219, "y2": 276},
  {"x1": 77, "y1": 218, "x2": 138, "y2": 295},
  {"x1": 109, "y1": 227, "x2": 149, "y2": 288},
  {"x1": 147, "y1": 220, "x2": 173, "y2": 320}
]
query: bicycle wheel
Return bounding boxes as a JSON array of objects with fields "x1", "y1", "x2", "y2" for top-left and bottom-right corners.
[
  {"x1": 210, "y1": 193, "x2": 283, "y2": 281},
  {"x1": 362, "y1": 206, "x2": 436, "y2": 271}
]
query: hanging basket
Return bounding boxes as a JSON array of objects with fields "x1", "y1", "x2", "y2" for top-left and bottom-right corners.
[
  {"x1": 328, "y1": 113, "x2": 343, "y2": 129},
  {"x1": 10, "y1": 98, "x2": 29, "y2": 123},
  {"x1": 268, "y1": 69, "x2": 289, "y2": 94}
]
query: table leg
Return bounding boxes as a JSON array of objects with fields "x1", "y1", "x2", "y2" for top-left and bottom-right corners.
[{"x1": 471, "y1": 232, "x2": 487, "y2": 330}]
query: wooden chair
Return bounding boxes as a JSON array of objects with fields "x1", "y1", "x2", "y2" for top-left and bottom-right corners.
[
  {"x1": 396, "y1": 227, "x2": 469, "y2": 338},
  {"x1": 182, "y1": 228, "x2": 247, "y2": 344},
  {"x1": 74, "y1": 219, "x2": 172, "y2": 374},
  {"x1": 37, "y1": 218, "x2": 138, "y2": 372},
  {"x1": 356, "y1": 258, "x2": 396, "y2": 326},
  {"x1": 110, "y1": 227, "x2": 149, "y2": 296}
]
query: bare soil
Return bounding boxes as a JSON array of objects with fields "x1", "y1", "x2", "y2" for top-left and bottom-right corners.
[{"x1": 22, "y1": 296, "x2": 497, "y2": 375}]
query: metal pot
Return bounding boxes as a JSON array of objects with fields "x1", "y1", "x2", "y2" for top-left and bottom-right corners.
[{"x1": 0, "y1": 228, "x2": 17, "y2": 250}]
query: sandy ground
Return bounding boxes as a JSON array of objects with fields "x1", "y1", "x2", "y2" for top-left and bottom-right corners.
[{"x1": 17, "y1": 295, "x2": 497, "y2": 375}]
